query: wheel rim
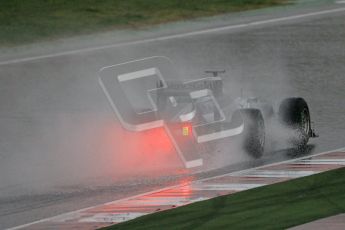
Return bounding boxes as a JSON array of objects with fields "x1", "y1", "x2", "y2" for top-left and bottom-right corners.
[
  {"x1": 301, "y1": 108, "x2": 310, "y2": 134},
  {"x1": 258, "y1": 118, "x2": 265, "y2": 148}
]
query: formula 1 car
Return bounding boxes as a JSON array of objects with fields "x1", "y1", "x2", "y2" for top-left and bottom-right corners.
[
  {"x1": 99, "y1": 56, "x2": 318, "y2": 168},
  {"x1": 155, "y1": 73, "x2": 317, "y2": 158}
]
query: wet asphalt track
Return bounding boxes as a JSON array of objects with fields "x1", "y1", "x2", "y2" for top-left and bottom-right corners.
[{"x1": 0, "y1": 2, "x2": 345, "y2": 229}]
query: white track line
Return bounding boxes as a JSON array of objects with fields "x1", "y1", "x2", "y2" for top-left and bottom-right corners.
[
  {"x1": 1, "y1": 7, "x2": 345, "y2": 66},
  {"x1": 241, "y1": 170, "x2": 316, "y2": 178},
  {"x1": 190, "y1": 183, "x2": 266, "y2": 191},
  {"x1": 7, "y1": 146, "x2": 345, "y2": 230},
  {"x1": 296, "y1": 159, "x2": 345, "y2": 165}
]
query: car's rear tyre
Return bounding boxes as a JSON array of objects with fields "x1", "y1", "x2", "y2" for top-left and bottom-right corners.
[
  {"x1": 278, "y1": 97, "x2": 311, "y2": 149},
  {"x1": 241, "y1": 108, "x2": 265, "y2": 158}
]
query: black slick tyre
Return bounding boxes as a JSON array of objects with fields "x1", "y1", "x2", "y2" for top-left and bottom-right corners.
[
  {"x1": 278, "y1": 97, "x2": 311, "y2": 150},
  {"x1": 240, "y1": 108, "x2": 265, "y2": 158}
]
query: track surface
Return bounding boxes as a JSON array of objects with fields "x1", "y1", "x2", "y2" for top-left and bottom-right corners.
[
  {"x1": 1, "y1": 1, "x2": 345, "y2": 229},
  {"x1": 9, "y1": 149, "x2": 345, "y2": 230}
]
